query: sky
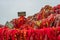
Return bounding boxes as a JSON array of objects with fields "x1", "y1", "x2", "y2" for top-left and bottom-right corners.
[{"x1": 0, "y1": 0, "x2": 60, "y2": 25}]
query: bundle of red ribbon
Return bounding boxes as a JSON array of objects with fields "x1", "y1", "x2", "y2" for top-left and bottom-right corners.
[
  {"x1": 0, "y1": 4, "x2": 60, "y2": 40},
  {"x1": 0, "y1": 27, "x2": 60, "y2": 40}
]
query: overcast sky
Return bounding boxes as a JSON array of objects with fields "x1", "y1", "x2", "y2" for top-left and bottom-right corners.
[{"x1": 0, "y1": 0, "x2": 60, "y2": 25}]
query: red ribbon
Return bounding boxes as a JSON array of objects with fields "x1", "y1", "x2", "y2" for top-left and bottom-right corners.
[
  {"x1": 0, "y1": 28, "x2": 3, "y2": 40},
  {"x1": 10, "y1": 29, "x2": 19, "y2": 40}
]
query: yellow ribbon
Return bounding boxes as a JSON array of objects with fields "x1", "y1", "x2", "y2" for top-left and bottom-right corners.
[{"x1": 36, "y1": 20, "x2": 42, "y2": 26}]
